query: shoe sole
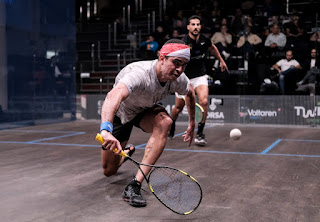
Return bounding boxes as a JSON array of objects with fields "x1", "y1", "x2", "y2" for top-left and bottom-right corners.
[
  {"x1": 122, "y1": 193, "x2": 147, "y2": 207},
  {"x1": 195, "y1": 140, "x2": 207, "y2": 146},
  {"x1": 195, "y1": 142, "x2": 207, "y2": 146}
]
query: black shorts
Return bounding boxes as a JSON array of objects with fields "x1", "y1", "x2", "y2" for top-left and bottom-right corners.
[{"x1": 112, "y1": 104, "x2": 168, "y2": 143}]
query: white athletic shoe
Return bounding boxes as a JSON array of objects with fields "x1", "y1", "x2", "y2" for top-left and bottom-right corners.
[{"x1": 195, "y1": 134, "x2": 207, "y2": 146}]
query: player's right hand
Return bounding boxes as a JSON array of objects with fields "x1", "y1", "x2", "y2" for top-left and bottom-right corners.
[
  {"x1": 182, "y1": 122, "x2": 195, "y2": 146},
  {"x1": 100, "y1": 130, "x2": 122, "y2": 155}
]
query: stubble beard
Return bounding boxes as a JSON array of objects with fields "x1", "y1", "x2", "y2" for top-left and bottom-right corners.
[{"x1": 191, "y1": 29, "x2": 199, "y2": 38}]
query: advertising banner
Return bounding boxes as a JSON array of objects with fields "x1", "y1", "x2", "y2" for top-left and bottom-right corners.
[{"x1": 81, "y1": 94, "x2": 320, "y2": 126}]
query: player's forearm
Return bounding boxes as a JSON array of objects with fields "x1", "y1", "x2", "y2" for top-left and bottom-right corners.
[
  {"x1": 101, "y1": 83, "x2": 129, "y2": 123},
  {"x1": 101, "y1": 95, "x2": 121, "y2": 123},
  {"x1": 185, "y1": 86, "x2": 196, "y2": 124},
  {"x1": 211, "y1": 44, "x2": 224, "y2": 62}
]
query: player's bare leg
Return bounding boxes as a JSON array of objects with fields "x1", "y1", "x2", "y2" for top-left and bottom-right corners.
[
  {"x1": 101, "y1": 141, "x2": 130, "y2": 177},
  {"x1": 169, "y1": 97, "x2": 185, "y2": 138},
  {"x1": 122, "y1": 106, "x2": 172, "y2": 207},
  {"x1": 136, "y1": 106, "x2": 172, "y2": 182},
  {"x1": 194, "y1": 85, "x2": 209, "y2": 146}
]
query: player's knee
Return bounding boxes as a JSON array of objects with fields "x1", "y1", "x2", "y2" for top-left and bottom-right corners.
[
  {"x1": 103, "y1": 167, "x2": 117, "y2": 177},
  {"x1": 157, "y1": 115, "x2": 172, "y2": 131},
  {"x1": 199, "y1": 98, "x2": 208, "y2": 107}
]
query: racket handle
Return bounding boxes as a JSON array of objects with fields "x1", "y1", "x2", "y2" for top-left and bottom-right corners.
[{"x1": 95, "y1": 133, "x2": 128, "y2": 157}]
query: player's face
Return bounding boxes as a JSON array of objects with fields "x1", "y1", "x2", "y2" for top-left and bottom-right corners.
[
  {"x1": 161, "y1": 56, "x2": 188, "y2": 81},
  {"x1": 187, "y1": 19, "x2": 201, "y2": 37}
]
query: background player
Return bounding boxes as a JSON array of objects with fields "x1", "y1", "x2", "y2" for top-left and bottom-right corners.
[{"x1": 169, "y1": 15, "x2": 228, "y2": 146}]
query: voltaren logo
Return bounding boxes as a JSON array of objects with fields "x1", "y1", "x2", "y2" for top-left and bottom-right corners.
[
  {"x1": 294, "y1": 106, "x2": 320, "y2": 118},
  {"x1": 247, "y1": 109, "x2": 277, "y2": 117}
]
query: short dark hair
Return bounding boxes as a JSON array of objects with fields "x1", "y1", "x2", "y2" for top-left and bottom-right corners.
[
  {"x1": 163, "y1": 39, "x2": 186, "y2": 45},
  {"x1": 188, "y1": 15, "x2": 201, "y2": 24}
]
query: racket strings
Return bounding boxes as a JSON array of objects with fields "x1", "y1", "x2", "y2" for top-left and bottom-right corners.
[
  {"x1": 148, "y1": 167, "x2": 202, "y2": 214},
  {"x1": 195, "y1": 105, "x2": 204, "y2": 122}
]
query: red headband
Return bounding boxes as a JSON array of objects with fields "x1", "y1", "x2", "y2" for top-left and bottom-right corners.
[{"x1": 159, "y1": 43, "x2": 190, "y2": 61}]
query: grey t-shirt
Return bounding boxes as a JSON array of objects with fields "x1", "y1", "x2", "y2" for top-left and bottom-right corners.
[{"x1": 114, "y1": 59, "x2": 190, "y2": 124}]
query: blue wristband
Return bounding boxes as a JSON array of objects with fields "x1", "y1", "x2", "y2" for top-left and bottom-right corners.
[{"x1": 100, "y1": 121, "x2": 113, "y2": 133}]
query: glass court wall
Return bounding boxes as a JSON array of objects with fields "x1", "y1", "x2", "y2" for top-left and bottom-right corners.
[{"x1": 0, "y1": 0, "x2": 76, "y2": 127}]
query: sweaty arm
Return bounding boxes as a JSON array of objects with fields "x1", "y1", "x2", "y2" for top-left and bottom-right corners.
[
  {"x1": 182, "y1": 84, "x2": 196, "y2": 146},
  {"x1": 210, "y1": 44, "x2": 228, "y2": 72},
  {"x1": 100, "y1": 82, "x2": 129, "y2": 154}
]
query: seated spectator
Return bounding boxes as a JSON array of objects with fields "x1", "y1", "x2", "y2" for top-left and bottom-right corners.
[
  {"x1": 272, "y1": 50, "x2": 301, "y2": 94},
  {"x1": 140, "y1": 35, "x2": 159, "y2": 59},
  {"x1": 264, "y1": 23, "x2": 287, "y2": 62},
  {"x1": 268, "y1": 15, "x2": 279, "y2": 27},
  {"x1": 284, "y1": 15, "x2": 307, "y2": 50},
  {"x1": 170, "y1": 29, "x2": 184, "y2": 39},
  {"x1": 153, "y1": 25, "x2": 169, "y2": 48},
  {"x1": 211, "y1": 25, "x2": 232, "y2": 59},
  {"x1": 207, "y1": 9, "x2": 222, "y2": 34},
  {"x1": 158, "y1": 15, "x2": 173, "y2": 34},
  {"x1": 173, "y1": 10, "x2": 187, "y2": 30},
  {"x1": 245, "y1": 15, "x2": 256, "y2": 32},
  {"x1": 264, "y1": 24, "x2": 287, "y2": 50},
  {"x1": 260, "y1": 26, "x2": 270, "y2": 43},
  {"x1": 237, "y1": 26, "x2": 263, "y2": 84},
  {"x1": 174, "y1": 19, "x2": 188, "y2": 37},
  {"x1": 230, "y1": 8, "x2": 245, "y2": 37},
  {"x1": 310, "y1": 30, "x2": 320, "y2": 49},
  {"x1": 296, "y1": 49, "x2": 320, "y2": 96},
  {"x1": 284, "y1": 15, "x2": 301, "y2": 38},
  {"x1": 237, "y1": 25, "x2": 262, "y2": 54},
  {"x1": 221, "y1": 17, "x2": 229, "y2": 28}
]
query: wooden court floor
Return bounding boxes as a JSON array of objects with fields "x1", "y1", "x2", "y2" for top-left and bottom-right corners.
[{"x1": 1, "y1": 120, "x2": 320, "y2": 222}]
